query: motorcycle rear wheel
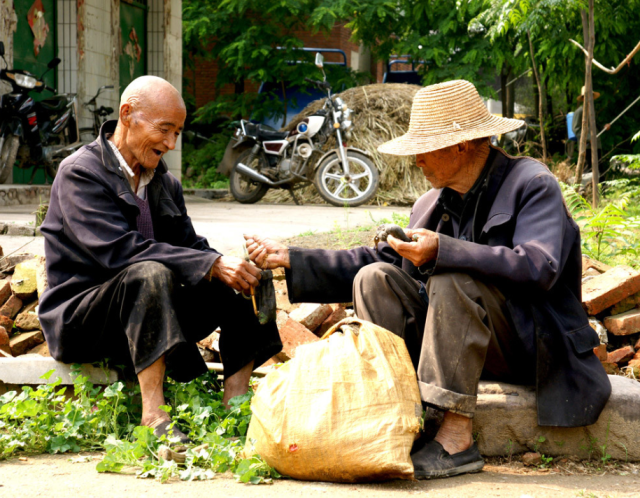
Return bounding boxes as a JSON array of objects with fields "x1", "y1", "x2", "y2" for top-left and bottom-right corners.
[
  {"x1": 229, "y1": 149, "x2": 270, "y2": 204},
  {"x1": 0, "y1": 135, "x2": 19, "y2": 184},
  {"x1": 314, "y1": 150, "x2": 379, "y2": 207}
]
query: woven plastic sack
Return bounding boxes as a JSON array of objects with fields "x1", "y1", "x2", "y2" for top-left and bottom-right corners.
[{"x1": 244, "y1": 317, "x2": 422, "y2": 482}]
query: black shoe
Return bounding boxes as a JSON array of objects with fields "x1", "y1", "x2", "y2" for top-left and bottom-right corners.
[
  {"x1": 153, "y1": 420, "x2": 191, "y2": 445},
  {"x1": 412, "y1": 440, "x2": 484, "y2": 479}
]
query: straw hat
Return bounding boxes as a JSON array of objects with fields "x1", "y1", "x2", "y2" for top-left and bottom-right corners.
[
  {"x1": 378, "y1": 80, "x2": 524, "y2": 156},
  {"x1": 577, "y1": 85, "x2": 600, "y2": 102}
]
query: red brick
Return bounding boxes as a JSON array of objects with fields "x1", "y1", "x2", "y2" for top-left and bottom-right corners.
[
  {"x1": 9, "y1": 330, "x2": 44, "y2": 356},
  {"x1": 0, "y1": 325, "x2": 11, "y2": 356},
  {"x1": 582, "y1": 256, "x2": 611, "y2": 274},
  {"x1": 14, "y1": 312, "x2": 41, "y2": 331},
  {"x1": 582, "y1": 266, "x2": 640, "y2": 315},
  {"x1": 0, "y1": 280, "x2": 10, "y2": 307},
  {"x1": 27, "y1": 342, "x2": 50, "y2": 357},
  {"x1": 601, "y1": 362, "x2": 620, "y2": 375},
  {"x1": 604, "y1": 308, "x2": 640, "y2": 336},
  {"x1": 607, "y1": 346, "x2": 635, "y2": 365},
  {"x1": 316, "y1": 306, "x2": 348, "y2": 338},
  {"x1": 635, "y1": 336, "x2": 640, "y2": 350},
  {"x1": 593, "y1": 344, "x2": 608, "y2": 362},
  {"x1": 0, "y1": 314, "x2": 13, "y2": 331},
  {"x1": 289, "y1": 303, "x2": 333, "y2": 332},
  {"x1": 275, "y1": 310, "x2": 319, "y2": 361},
  {"x1": 0, "y1": 295, "x2": 23, "y2": 319}
]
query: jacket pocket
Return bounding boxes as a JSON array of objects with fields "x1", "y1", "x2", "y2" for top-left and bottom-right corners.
[
  {"x1": 481, "y1": 213, "x2": 512, "y2": 234},
  {"x1": 566, "y1": 325, "x2": 600, "y2": 356}
]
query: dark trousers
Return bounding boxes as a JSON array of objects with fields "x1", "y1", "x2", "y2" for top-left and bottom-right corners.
[
  {"x1": 63, "y1": 261, "x2": 282, "y2": 382},
  {"x1": 353, "y1": 263, "x2": 534, "y2": 418}
]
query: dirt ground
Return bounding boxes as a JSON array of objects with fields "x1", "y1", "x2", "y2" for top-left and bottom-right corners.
[{"x1": 1, "y1": 454, "x2": 639, "y2": 498}]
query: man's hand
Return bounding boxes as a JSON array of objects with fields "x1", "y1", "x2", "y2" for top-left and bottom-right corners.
[
  {"x1": 244, "y1": 234, "x2": 291, "y2": 269},
  {"x1": 206, "y1": 256, "x2": 261, "y2": 293},
  {"x1": 387, "y1": 228, "x2": 439, "y2": 267}
]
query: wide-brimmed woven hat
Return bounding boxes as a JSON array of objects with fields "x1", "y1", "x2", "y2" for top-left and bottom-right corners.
[
  {"x1": 378, "y1": 80, "x2": 525, "y2": 156},
  {"x1": 577, "y1": 85, "x2": 600, "y2": 102}
]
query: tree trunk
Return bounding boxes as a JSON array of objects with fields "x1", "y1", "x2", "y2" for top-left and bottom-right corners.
[
  {"x1": 587, "y1": 0, "x2": 599, "y2": 207},
  {"x1": 574, "y1": 9, "x2": 591, "y2": 185},
  {"x1": 527, "y1": 30, "x2": 547, "y2": 163}
]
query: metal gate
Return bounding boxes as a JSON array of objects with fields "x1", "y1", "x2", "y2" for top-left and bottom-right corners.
[{"x1": 119, "y1": 0, "x2": 147, "y2": 93}]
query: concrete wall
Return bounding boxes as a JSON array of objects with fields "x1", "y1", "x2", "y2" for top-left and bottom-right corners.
[
  {"x1": 0, "y1": 0, "x2": 18, "y2": 96},
  {"x1": 162, "y1": 0, "x2": 182, "y2": 179}
]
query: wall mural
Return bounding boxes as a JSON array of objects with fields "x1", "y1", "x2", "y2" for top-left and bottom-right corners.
[
  {"x1": 27, "y1": 0, "x2": 49, "y2": 57},
  {"x1": 123, "y1": 27, "x2": 142, "y2": 80}
]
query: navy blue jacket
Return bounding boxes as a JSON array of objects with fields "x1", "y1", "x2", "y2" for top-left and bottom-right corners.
[
  {"x1": 39, "y1": 121, "x2": 220, "y2": 360},
  {"x1": 285, "y1": 146, "x2": 611, "y2": 427}
]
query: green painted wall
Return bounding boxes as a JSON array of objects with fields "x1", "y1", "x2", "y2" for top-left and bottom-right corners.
[{"x1": 119, "y1": 1, "x2": 147, "y2": 94}]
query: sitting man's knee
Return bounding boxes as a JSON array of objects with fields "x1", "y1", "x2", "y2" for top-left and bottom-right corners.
[
  {"x1": 354, "y1": 262, "x2": 398, "y2": 287},
  {"x1": 125, "y1": 261, "x2": 175, "y2": 290}
]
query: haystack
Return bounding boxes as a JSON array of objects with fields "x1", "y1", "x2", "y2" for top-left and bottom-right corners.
[{"x1": 263, "y1": 83, "x2": 429, "y2": 206}]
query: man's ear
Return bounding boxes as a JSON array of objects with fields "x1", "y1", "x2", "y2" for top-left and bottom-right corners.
[{"x1": 119, "y1": 103, "x2": 132, "y2": 128}]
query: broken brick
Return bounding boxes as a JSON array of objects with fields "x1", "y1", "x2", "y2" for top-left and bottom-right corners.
[
  {"x1": 582, "y1": 266, "x2": 640, "y2": 316},
  {"x1": 593, "y1": 344, "x2": 608, "y2": 362},
  {"x1": 197, "y1": 329, "x2": 220, "y2": 352},
  {"x1": 316, "y1": 306, "x2": 348, "y2": 338},
  {"x1": 610, "y1": 290, "x2": 640, "y2": 315},
  {"x1": 289, "y1": 303, "x2": 333, "y2": 332},
  {"x1": 601, "y1": 362, "x2": 620, "y2": 375},
  {"x1": 275, "y1": 310, "x2": 319, "y2": 361},
  {"x1": 604, "y1": 309, "x2": 640, "y2": 336},
  {"x1": 0, "y1": 280, "x2": 10, "y2": 307},
  {"x1": 9, "y1": 330, "x2": 44, "y2": 356},
  {"x1": 607, "y1": 346, "x2": 635, "y2": 365},
  {"x1": 0, "y1": 295, "x2": 23, "y2": 319},
  {"x1": 582, "y1": 256, "x2": 611, "y2": 274},
  {"x1": 10, "y1": 259, "x2": 39, "y2": 301},
  {"x1": 0, "y1": 314, "x2": 13, "y2": 331},
  {"x1": 0, "y1": 325, "x2": 11, "y2": 356},
  {"x1": 15, "y1": 311, "x2": 41, "y2": 331},
  {"x1": 522, "y1": 452, "x2": 542, "y2": 466},
  {"x1": 26, "y1": 342, "x2": 50, "y2": 357}
]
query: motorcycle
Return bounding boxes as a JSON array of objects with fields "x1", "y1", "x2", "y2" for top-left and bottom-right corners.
[
  {"x1": 225, "y1": 53, "x2": 379, "y2": 207},
  {"x1": 0, "y1": 41, "x2": 82, "y2": 184}
]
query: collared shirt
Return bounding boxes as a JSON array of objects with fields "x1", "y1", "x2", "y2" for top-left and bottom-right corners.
[{"x1": 107, "y1": 139, "x2": 154, "y2": 200}]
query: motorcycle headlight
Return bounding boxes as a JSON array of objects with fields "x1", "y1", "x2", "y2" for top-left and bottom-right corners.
[{"x1": 14, "y1": 73, "x2": 37, "y2": 89}]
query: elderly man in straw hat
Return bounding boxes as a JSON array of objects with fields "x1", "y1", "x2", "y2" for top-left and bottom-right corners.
[{"x1": 245, "y1": 80, "x2": 611, "y2": 479}]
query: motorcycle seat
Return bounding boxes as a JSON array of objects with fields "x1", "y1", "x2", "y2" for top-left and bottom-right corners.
[
  {"x1": 39, "y1": 97, "x2": 67, "y2": 112},
  {"x1": 257, "y1": 127, "x2": 289, "y2": 140}
]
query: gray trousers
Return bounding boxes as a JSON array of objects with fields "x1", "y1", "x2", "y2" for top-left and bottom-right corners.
[{"x1": 353, "y1": 263, "x2": 534, "y2": 418}]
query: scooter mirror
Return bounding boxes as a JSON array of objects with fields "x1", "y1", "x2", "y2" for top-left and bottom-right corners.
[
  {"x1": 315, "y1": 53, "x2": 324, "y2": 69},
  {"x1": 0, "y1": 42, "x2": 4, "y2": 57},
  {"x1": 48, "y1": 57, "x2": 61, "y2": 69}
]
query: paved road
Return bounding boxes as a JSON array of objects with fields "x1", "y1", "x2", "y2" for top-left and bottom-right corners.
[{"x1": 0, "y1": 198, "x2": 409, "y2": 257}]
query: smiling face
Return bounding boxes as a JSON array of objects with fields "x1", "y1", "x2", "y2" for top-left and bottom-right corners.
[{"x1": 116, "y1": 82, "x2": 186, "y2": 171}]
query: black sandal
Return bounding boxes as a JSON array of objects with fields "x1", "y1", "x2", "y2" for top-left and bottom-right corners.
[
  {"x1": 152, "y1": 420, "x2": 191, "y2": 445},
  {"x1": 412, "y1": 440, "x2": 484, "y2": 479}
]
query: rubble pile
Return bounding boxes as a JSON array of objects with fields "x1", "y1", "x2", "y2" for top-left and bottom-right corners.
[
  {"x1": 582, "y1": 256, "x2": 640, "y2": 379},
  {"x1": 0, "y1": 252, "x2": 48, "y2": 358}
]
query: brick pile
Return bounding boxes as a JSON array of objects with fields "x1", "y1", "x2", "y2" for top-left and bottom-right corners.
[
  {"x1": 581, "y1": 256, "x2": 640, "y2": 378},
  {"x1": 0, "y1": 252, "x2": 48, "y2": 358}
]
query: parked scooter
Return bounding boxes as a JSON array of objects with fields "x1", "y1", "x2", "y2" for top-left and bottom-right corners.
[
  {"x1": 223, "y1": 53, "x2": 379, "y2": 207},
  {"x1": 0, "y1": 41, "x2": 81, "y2": 184}
]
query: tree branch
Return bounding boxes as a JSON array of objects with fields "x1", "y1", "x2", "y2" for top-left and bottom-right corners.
[{"x1": 569, "y1": 38, "x2": 640, "y2": 74}]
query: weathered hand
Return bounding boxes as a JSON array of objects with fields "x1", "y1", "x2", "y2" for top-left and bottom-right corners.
[
  {"x1": 207, "y1": 256, "x2": 261, "y2": 292},
  {"x1": 244, "y1": 234, "x2": 291, "y2": 269},
  {"x1": 387, "y1": 228, "x2": 439, "y2": 267}
]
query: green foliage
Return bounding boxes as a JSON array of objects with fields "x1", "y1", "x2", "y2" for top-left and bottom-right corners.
[
  {"x1": 182, "y1": 136, "x2": 231, "y2": 189},
  {"x1": 0, "y1": 368, "x2": 278, "y2": 484},
  {"x1": 561, "y1": 180, "x2": 640, "y2": 266}
]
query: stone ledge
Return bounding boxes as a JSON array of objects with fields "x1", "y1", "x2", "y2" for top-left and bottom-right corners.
[
  {"x1": 0, "y1": 356, "x2": 119, "y2": 386},
  {"x1": 182, "y1": 188, "x2": 229, "y2": 200},
  {"x1": 474, "y1": 375, "x2": 640, "y2": 461}
]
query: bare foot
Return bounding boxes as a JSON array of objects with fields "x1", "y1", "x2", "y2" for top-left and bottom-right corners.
[
  {"x1": 222, "y1": 360, "x2": 254, "y2": 409},
  {"x1": 433, "y1": 411, "x2": 473, "y2": 455}
]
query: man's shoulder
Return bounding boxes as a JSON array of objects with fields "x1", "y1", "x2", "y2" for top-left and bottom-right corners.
[
  {"x1": 57, "y1": 142, "x2": 103, "y2": 177},
  {"x1": 500, "y1": 149, "x2": 558, "y2": 189},
  {"x1": 412, "y1": 188, "x2": 441, "y2": 212}
]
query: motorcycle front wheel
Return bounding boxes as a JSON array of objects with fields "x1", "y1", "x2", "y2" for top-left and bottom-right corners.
[
  {"x1": 314, "y1": 150, "x2": 379, "y2": 207},
  {"x1": 229, "y1": 149, "x2": 270, "y2": 204},
  {"x1": 0, "y1": 135, "x2": 19, "y2": 184}
]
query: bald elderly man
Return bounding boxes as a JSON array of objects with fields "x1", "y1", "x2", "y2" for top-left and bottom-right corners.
[{"x1": 39, "y1": 76, "x2": 282, "y2": 441}]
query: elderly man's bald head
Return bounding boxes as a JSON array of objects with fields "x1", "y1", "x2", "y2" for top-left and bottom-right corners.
[{"x1": 119, "y1": 75, "x2": 185, "y2": 114}]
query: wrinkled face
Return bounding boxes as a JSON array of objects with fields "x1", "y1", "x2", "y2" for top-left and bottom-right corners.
[
  {"x1": 415, "y1": 145, "x2": 464, "y2": 190},
  {"x1": 122, "y1": 94, "x2": 186, "y2": 169}
]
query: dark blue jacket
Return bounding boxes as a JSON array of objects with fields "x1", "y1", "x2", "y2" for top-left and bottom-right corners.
[
  {"x1": 285, "y1": 146, "x2": 611, "y2": 427},
  {"x1": 39, "y1": 121, "x2": 220, "y2": 360}
]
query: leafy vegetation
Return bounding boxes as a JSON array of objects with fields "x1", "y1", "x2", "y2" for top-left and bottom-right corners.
[
  {"x1": 0, "y1": 367, "x2": 278, "y2": 484},
  {"x1": 181, "y1": 136, "x2": 231, "y2": 190}
]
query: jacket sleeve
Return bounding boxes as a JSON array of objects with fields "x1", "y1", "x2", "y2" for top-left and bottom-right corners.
[
  {"x1": 433, "y1": 173, "x2": 568, "y2": 291},
  {"x1": 285, "y1": 243, "x2": 402, "y2": 303},
  {"x1": 58, "y1": 164, "x2": 220, "y2": 286}
]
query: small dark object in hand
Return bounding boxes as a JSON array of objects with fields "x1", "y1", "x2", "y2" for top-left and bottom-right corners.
[
  {"x1": 373, "y1": 224, "x2": 412, "y2": 253},
  {"x1": 255, "y1": 270, "x2": 277, "y2": 325}
]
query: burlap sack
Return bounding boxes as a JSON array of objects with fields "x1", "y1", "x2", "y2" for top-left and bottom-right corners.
[{"x1": 244, "y1": 317, "x2": 422, "y2": 482}]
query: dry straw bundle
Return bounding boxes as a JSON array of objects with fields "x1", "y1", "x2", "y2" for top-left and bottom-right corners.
[{"x1": 263, "y1": 83, "x2": 429, "y2": 206}]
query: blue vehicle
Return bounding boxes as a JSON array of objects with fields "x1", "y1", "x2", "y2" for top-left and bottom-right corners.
[{"x1": 383, "y1": 56, "x2": 426, "y2": 86}]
